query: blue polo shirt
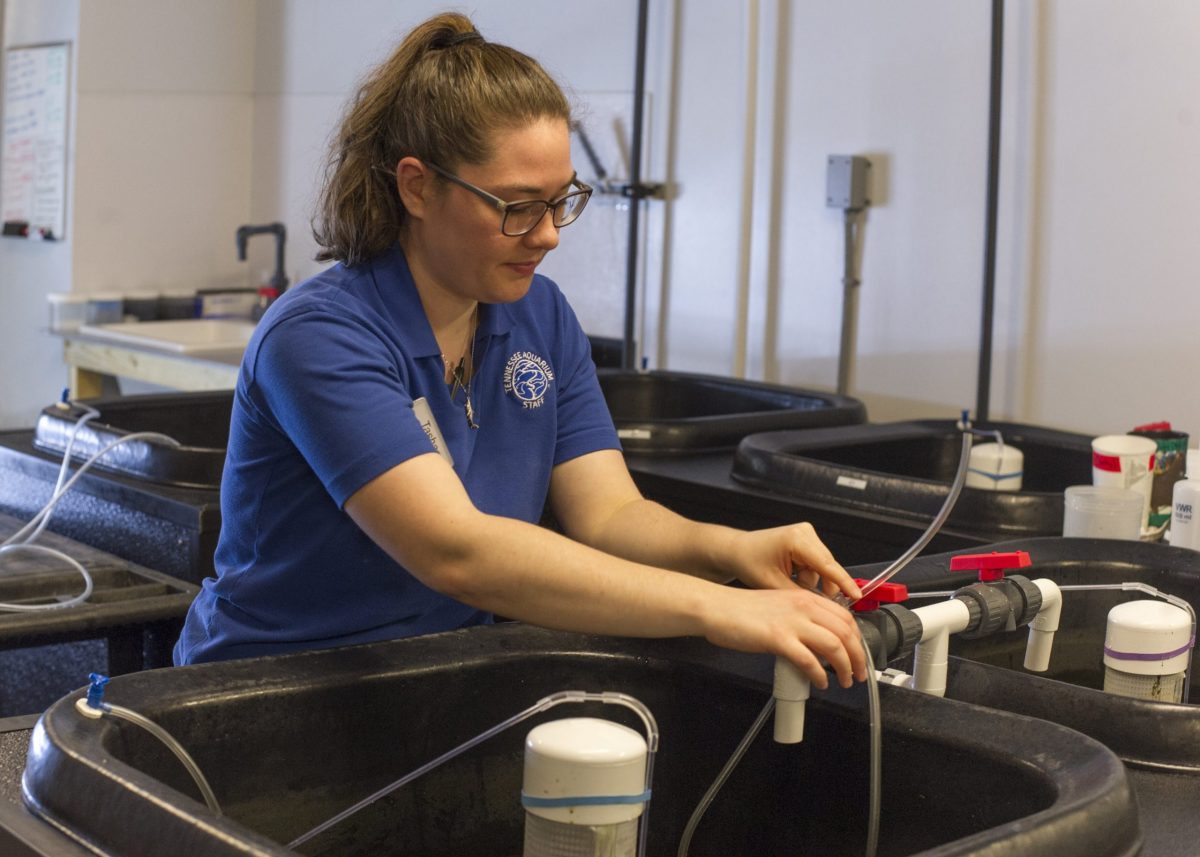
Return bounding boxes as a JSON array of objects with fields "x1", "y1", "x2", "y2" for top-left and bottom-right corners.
[{"x1": 174, "y1": 243, "x2": 619, "y2": 664}]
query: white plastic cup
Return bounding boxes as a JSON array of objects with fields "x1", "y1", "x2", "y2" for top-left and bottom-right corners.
[
  {"x1": 1092, "y1": 435, "x2": 1157, "y2": 530},
  {"x1": 1063, "y1": 485, "x2": 1144, "y2": 540},
  {"x1": 1171, "y1": 479, "x2": 1200, "y2": 551},
  {"x1": 965, "y1": 443, "x2": 1024, "y2": 491},
  {"x1": 46, "y1": 292, "x2": 87, "y2": 332}
]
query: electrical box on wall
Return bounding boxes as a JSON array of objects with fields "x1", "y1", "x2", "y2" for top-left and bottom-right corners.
[{"x1": 825, "y1": 155, "x2": 870, "y2": 210}]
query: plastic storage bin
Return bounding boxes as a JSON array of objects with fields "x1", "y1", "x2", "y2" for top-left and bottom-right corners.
[{"x1": 84, "y1": 293, "x2": 124, "y2": 325}]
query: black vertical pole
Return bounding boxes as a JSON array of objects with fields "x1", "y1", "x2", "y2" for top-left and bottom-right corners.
[
  {"x1": 623, "y1": 0, "x2": 650, "y2": 370},
  {"x1": 976, "y1": 0, "x2": 1004, "y2": 423}
]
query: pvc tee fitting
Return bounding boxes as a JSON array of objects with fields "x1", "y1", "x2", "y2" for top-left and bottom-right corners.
[{"x1": 911, "y1": 599, "x2": 973, "y2": 697}]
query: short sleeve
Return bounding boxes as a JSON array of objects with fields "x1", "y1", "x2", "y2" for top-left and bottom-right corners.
[
  {"x1": 550, "y1": 295, "x2": 621, "y2": 465},
  {"x1": 246, "y1": 308, "x2": 438, "y2": 507}
]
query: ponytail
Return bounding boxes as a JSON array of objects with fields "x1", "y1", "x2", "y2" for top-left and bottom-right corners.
[{"x1": 312, "y1": 13, "x2": 571, "y2": 265}]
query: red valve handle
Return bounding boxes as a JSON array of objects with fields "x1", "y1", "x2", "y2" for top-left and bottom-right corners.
[
  {"x1": 948, "y1": 550, "x2": 1031, "y2": 582},
  {"x1": 852, "y1": 578, "x2": 909, "y2": 612}
]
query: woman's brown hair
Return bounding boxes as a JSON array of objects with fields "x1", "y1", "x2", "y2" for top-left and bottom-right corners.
[{"x1": 312, "y1": 13, "x2": 571, "y2": 266}]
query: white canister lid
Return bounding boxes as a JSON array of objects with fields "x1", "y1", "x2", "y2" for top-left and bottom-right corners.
[
  {"x1": 1104, "y1": 600, "x2": 1192, "y2": 675},
  {"x1": 523, "y1": 717, "x2": 648, "y2": 825}
]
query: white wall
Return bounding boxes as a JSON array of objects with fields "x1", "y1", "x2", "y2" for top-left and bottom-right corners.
[
  {"x1": 652, "y1": 0, "x2": 1199, "y2": 438},
  {"x1": 1004, "y1": 0, "x2": 1200, "y2": 434},
  {"x1": 0, "y1": 0, "x2": 78, "y2": 427},
  {"x1": 0, "y1": 0, "x2": 256, "y2": 427},
  {"x1": 3, "y1": 0, "x2": 1196, "y2": 440},
  {"x1": 247, "y1": 0, "x2": 647, "y2": 339},
  {"x1": 73, "y1": 0, "x2": 255, "y2": 298}
]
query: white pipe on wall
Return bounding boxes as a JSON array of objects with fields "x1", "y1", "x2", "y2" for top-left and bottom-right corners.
[{"x1": 731, "y1": 0, "x2": 760, "y2": 379}]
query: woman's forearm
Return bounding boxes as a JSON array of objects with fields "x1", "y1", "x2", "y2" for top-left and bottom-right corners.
[{"x1": 575, "y1": 497, "x2": 741, "y2": 584}]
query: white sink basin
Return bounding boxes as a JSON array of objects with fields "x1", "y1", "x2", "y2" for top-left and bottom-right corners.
[{"x1": 77, "y1": 319, "x2": 255, "y2": 359}]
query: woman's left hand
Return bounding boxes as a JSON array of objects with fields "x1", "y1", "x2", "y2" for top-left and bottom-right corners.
[{"x1": 721, "y1": 523, "x2": 862, "y2": 601}]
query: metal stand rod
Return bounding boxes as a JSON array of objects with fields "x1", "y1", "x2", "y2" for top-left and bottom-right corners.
[
  {"x1": 975, "y1": 0, "x2": 1004, "y2": 423},
  {"x1": 623, "y1": 0, "x2": 650, "y2": 370}
]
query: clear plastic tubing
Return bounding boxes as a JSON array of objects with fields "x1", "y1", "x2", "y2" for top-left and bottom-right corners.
[
  {"x1": 0, "y1": 427, "x2": 180, "y2": 612},
  {"x1": 83, "y1": 701, "x2": 222, "y2": 815},
  {"x1": 2, "y1": 402, "x2": 100, "y2": 548},
  {"x1": 676, "y1": 698, "x2": 773, "y2": 857},
  {"x1": 862, "y1": 640, "x2": 881, "y2": 857},
  {"x1": 288, "y1": 691, "x2": 659, "y2": 854},
  {"x1": 676, "y1": 638, "x2": 882, "y2": 857},
  {"x1": 851, "y1": 422, "x2": 976, "y2": 606},
  {"x1": 31, "y1": 403, "x2": 100, "y2": 543},
  {"x1": 4, "y1": 429, "x2": 182, "y2": 547}
]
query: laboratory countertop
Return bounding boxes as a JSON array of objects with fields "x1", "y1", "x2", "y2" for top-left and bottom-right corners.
[{"x1": 50, "y1": 325, "x2": 243, "y2": 398}]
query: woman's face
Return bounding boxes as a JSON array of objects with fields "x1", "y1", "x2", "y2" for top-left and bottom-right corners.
[{"x1": 405, "y1": 117, "x2": 576, "y2": 307}]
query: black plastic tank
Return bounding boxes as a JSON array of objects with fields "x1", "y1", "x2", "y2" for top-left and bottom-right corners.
[
  {"x1": 0, "y1": 513, "x2": 198, "y2": 718},
  {"x1": 598, "y1": 370, "x2": 866, "y2": 454},
  {"x1": 0, "y1": 392, "x2": 232, "y2": 585},
  {"x1": 32, "y1": 393, "x2": 231, "y2": 490},
  {"x1": 854, "y1": 537, "x2": 1200, "y2": 857},
  {"x1": 14, "y1": 623, "x2": 1142, "y2": 856},
  {"x1": 732, "y1": 420, "x2": 1094, "y2": 541}
]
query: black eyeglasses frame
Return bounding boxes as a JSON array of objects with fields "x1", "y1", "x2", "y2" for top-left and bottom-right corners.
[{"x1": 423, "y1": 161, "x2": 593, "y2": 237}]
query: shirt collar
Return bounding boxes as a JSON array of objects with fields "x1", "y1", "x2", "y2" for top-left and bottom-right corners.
[{"x1": 368, "y1": 243, "x2": 515, "y2": 357}]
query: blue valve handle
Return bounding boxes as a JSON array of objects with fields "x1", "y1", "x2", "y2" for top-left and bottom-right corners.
[{"x1": 86, "y1": 673, "x2": 110, "y2": 708}]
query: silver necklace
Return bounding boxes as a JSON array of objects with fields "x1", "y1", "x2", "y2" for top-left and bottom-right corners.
[{"x1": 446, "y1": 306, "x2": 479, "y2": 429}]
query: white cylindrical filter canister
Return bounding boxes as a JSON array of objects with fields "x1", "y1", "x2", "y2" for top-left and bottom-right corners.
[
  {"x1": 1103, "y1": 600, "x2": 1192, "y2": 703},
  {"x1": 1171, "y1": 480, "x2": 1200, "y2": 551},
  {"x1": 1062, "y1": 485, "x2": 1144, "y2": 540},
  {"x1": 523, "y1": 717, "x2": 648, "y2": 857},
  {"x1": 965, "y1": 443, "x2": 1024, "y2": 491}
]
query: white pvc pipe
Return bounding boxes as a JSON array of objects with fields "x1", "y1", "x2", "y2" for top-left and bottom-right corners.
[
  {"x1": 772, "y1": 656, "x2": 810, "y2": 744},
  {"x1": 912, "y1": 599, "x2": 972, "y2": 697},
  {"x1": 732, "y1": 0, "x2": 760, "y2": 378},
  {"x1": 1024, "y1": 579, "x2": 1063, "y2": 672}
]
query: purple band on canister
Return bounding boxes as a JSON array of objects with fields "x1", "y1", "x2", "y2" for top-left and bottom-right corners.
[{"x1": 1104, "y1": 636, "x2": 1195, "y2": 662}]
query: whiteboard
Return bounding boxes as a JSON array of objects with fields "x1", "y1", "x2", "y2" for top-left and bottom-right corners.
[{"x1": 2, "y1": 42, "x2": 70, "y2": 241}]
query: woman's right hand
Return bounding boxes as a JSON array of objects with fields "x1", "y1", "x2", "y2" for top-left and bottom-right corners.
[{"x1": 699, "y1": 585, "x2": 867, "y2": 690}]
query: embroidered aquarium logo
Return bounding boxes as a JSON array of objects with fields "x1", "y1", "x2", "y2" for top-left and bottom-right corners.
[{"x1": 503, "y1": 351, "x2": 555, "y2": 409}]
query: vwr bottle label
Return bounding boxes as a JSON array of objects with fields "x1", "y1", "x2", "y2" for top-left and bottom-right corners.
[{"x1": 1175, "y1": 502, "x2": 1193, "y2": 524}]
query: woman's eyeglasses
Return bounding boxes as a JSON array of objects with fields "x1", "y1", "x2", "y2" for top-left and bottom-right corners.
[{"x1": 423, "y1": 161, "x2": 592, "y2": 237}]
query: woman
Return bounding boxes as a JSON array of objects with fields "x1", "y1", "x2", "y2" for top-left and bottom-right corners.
[{"x1": 174, "y1": 12, "x2": 866, "y2": 691}]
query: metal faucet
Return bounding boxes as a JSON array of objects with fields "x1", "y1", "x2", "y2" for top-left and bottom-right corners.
[{"x1": 235, "y1": 222, "x2": 288, "y2": 293}]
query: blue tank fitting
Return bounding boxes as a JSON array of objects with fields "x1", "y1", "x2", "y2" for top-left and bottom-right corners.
[{"x1": 86, "y1": 673, "x2": 110, "y2": 709}]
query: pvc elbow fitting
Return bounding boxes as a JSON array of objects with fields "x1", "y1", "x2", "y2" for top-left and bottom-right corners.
[{"x1": 1024, "y1": 579, "x2": 1063, "y2": 672}]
